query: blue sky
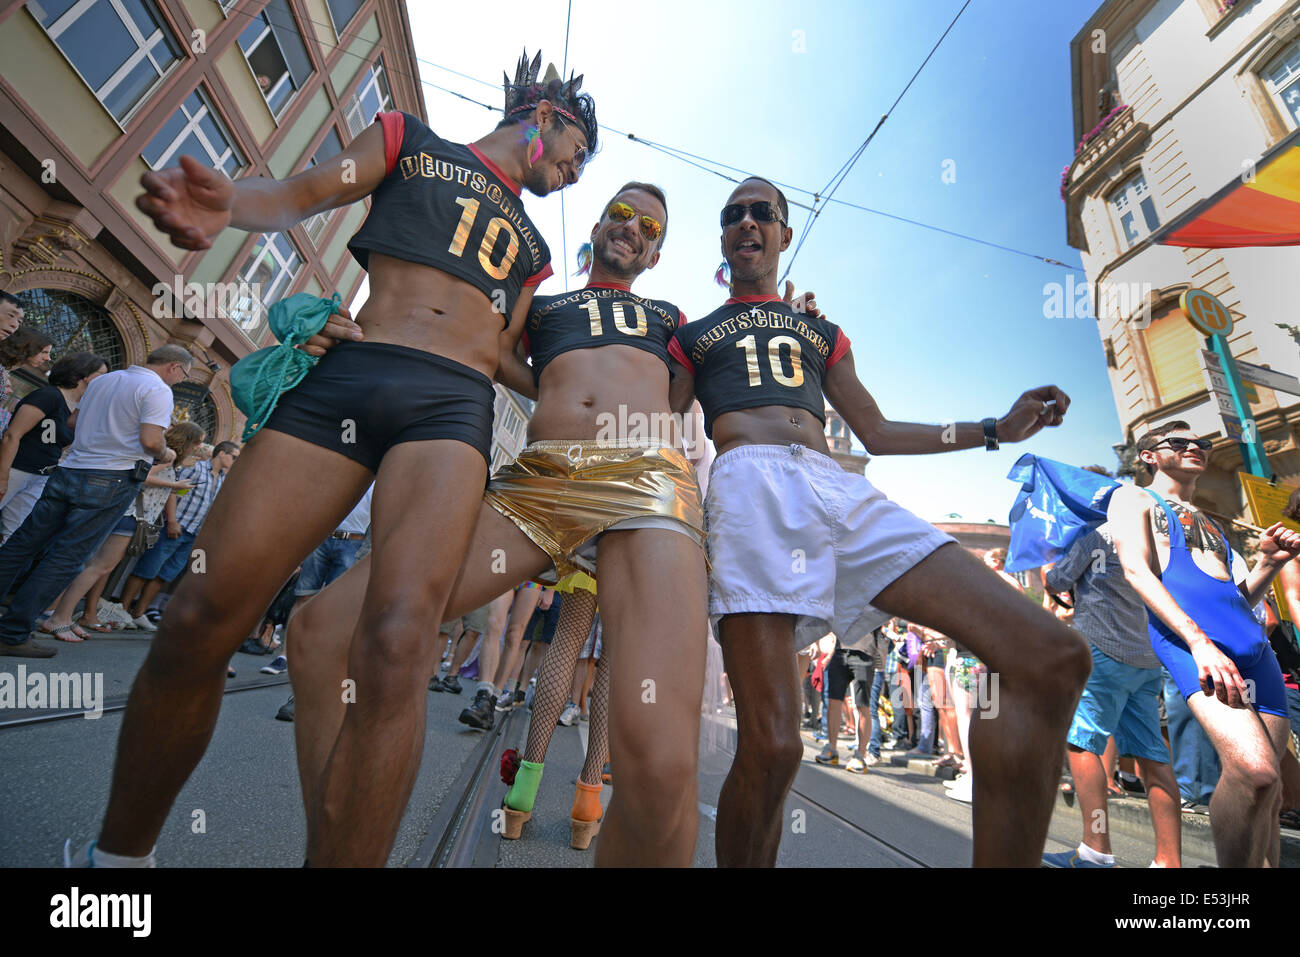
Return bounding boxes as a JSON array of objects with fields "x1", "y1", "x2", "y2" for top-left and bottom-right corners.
[{"x1": 387, "y1": 0, "x2": 1120, "y2": 523}]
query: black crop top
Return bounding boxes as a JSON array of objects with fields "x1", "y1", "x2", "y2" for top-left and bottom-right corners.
[
  {"x1": 521, "y1": 283, "x2": 685, "y2": 383},
  {"x1": 347, "y1": 112, "x2": 553, "y2": 322},
  {"x1": 669, "y1": 296, "x2": 851, "y2": 438}
]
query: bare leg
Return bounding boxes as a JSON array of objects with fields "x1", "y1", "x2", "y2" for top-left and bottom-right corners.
[
  {"x1": 716, "y1": 613, "x2": 802, "y2": 867},
  {"x1": 1067, "y1": 745, "x2": 1113, "y2": 854},
  {"x1": 593, "y1": 528, "x2": 707, "y2": 868},
  {"x1": 824, "y1": 698, "x2": 842, "y2": 755},
  {"x1": 130, "y1": 578, "x2": 167, "y2": 619},
  {"x1": 82, "y1": 570, "x2": 115, "y2": 625},
  {"x1": 492, "y1": 586, "x2": 541, "y2": 690},
  {"x1": 309, "y1": 441, "x2": 488, "y2": 866},
  {"x1": 1183, "y1": 694, "x2": 1285, "y2": 867},
  {"x1": 870, "y1": 542, "x2": 1092, "y2": 866},
  {"x1": 97, "y1": 431, "x2": 373, "y2": 856},
  {"x1": 51, "y1": 534, "x2": 130, "y2": 626},
  {"x1": 519, "y1": 637, "x2": 547, "y2": 686},
  {"x1": 117, "y1": 575, "x2": 146, "y2": 617},
  {"x1": 1135, "y1": 757, "x2": 1181, "y2": 867}
]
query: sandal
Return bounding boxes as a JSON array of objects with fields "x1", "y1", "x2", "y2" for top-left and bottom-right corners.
[
  {"x1": 79, "y1": 620, "x2": 116, "y2": 633},
  {"x1": 48, "y1": 624, "x2": 85, "y2": 643},
  {"x1": 933, "y1": 753, "x2": 959, "y2": 769},
  {"x1": 39, "y1": 620, "x2": 89, "y2": 641},
  {"x1": 1060, "y1": 780, "x2": 1075, "y2": 796}
]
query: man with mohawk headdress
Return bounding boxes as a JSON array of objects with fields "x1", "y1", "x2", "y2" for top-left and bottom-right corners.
[{"x1": 71, "y1": 52, "x2": 597, "y2": 868}]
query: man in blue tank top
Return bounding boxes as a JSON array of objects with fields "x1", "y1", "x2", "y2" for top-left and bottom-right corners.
[
  {"x1": 75, "y1": 51, "x2": 597, "y2": 868},
  {"x1": 1109, "y1": 420, "x2": 1300, "y2": 866}
]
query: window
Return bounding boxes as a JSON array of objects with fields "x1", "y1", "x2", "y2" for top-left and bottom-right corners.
[
  {"x1": 1265, "y1": 40, "x2": 1300, "y2": 128},
  {"x1": 13, "y1": 287, "x2": 128, "y2": 371},
  {"x1": 1110, "y1": 172, "x2": 1160, "y2": 249},
  {"x1": 29, "y1": 0, "x2": 184, "y2": 123},
  {"x1": 237, "y1": 0, "x2": 313, "y2": 119},
  {"x1": 301, "y1": 128, "x2": 344, "y2": 244},
  {"x1": 345, "y1": 57, "x2": 393, "y2": 138},
  {"x1": 172, "y1": 382, "x2": 218, "y2": 438},
  {"x1": 326, "y1": 0, "x2": 365, "y2": 35},
  {"x1": 1141, "y1": 302, "x2": 1203, "y2": 405},
  {"x1": 143, "y1": 89, "x2": 246, "y2": 176},
  {"x1": 229, "y1": 232, "x2": 302, "y2": 343}
]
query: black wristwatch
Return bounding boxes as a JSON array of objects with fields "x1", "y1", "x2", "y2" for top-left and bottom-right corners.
[{"x1": 981, "y1": 417, "x2": 999, "y2": 451}]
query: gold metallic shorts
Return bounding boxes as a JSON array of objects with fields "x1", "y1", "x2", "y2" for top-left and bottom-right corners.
[{"x1": 484, "y1": 440, "x2": 706, "y2": 583}]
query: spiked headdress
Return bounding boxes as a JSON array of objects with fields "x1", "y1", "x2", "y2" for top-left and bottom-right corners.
[{"x1": 503, "y1": 49, "x2": 598, "y2": 156}]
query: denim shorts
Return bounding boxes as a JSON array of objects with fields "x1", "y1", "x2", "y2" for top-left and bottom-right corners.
[
  {"x1": 132, "y1": 529, "x2": 197, "y2": 582},
  {"x1": 295, "y1": 536, "x2": 363, "y2": 595},
  {"x1": 1067, "y1": 644, "x2": 1168, "y2": 762}
]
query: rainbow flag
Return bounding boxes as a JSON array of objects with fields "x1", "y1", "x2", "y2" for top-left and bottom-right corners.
[{"x1": 1155, "y1": 128, "x2": 1300, "y2": 248}]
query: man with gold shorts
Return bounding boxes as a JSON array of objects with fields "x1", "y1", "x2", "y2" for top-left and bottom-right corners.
[{"x1": 288, "y1": 183, "x2": 714, "y2": 866}]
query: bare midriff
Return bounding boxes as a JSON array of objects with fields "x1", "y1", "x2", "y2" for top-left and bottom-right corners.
[
  {"x1": 351, "y1": 252, "x2": 505, "y2": 379},
  {"x1": 712, "y1": 405, "x2": 831, "y2": 457},
  {"x1": 528, "y1": 344, "x2": 675, "y2": 445}
]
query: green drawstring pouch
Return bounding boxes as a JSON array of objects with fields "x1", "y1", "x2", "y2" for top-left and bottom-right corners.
[{"x1": 230, "y1": 292, "x2": 341, "y2": 441}]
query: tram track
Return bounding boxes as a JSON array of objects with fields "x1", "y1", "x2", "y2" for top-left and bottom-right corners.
[
  {"x1": 0, "y1": 676, "x2": 291, "y2": 730},
  {"x1": 708, "y1": 716, "x2": 934, "y2": 868}
]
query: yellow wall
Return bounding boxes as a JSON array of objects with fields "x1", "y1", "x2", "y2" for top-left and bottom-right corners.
[
  {"x1": 190, "y1": 226, "x2": 250, "y2": 286},
  {"x1": 182, "y1": 0, "x2": 223, "y2": 33},
  {"x1": 1, "y1": 11, "x2": 122, "y2": 167},
  {"x1": 329, "y1": 13, "x2": 380, "y2": 98},
  {"x1": 108, "y1": 156, "x2": 183, "y2": 268},
  {"x1": 217, "y1": 45, "x2": 275, "y2": 145},
  {"x1": 322, "y1": 203, "x2": 367, "y2": 272},
  {"x1": 268, "y1": 87, "x2": 332, "y2": 178},
  {"x1": 303, "y1": 0, "x2": 341, "y2": 57}
]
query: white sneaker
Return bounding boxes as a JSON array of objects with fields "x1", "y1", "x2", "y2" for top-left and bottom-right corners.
[
  {"x1": 132, "y1": 615, "x2": 157, "y2": 632},
  {"x1": 558, "y1": 702, "x2": 580, "y2": 727},
  {"x1": 946, "y1": 776, "x2": 974, "y2": 803},
  {"x1": 63, "y1": 839, "x2": 156, "y2": 868}
]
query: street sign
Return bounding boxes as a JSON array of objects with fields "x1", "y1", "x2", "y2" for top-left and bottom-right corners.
[
  {"x1": 1181, "y1": 288, "x2": 1234, "y2": 336},
  {"x1": 1201, "y1": 350, "x2": 1261, "y2": 401},
  {"x1": 1234, "y1": 358, "x2": 1300, "y2": 396}
]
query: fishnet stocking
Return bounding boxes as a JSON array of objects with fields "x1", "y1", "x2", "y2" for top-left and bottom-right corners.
[
  {"x1": 522, "y1": 589, "x2": 597, "y2": 764},
  {"x1": 579, "y1": 650, "x2": 610, "y2": 786}
]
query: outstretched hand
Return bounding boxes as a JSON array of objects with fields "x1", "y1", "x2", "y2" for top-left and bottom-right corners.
[
  {"x1": 783, "y1": 280, "x2": 824, "y2": 320},
  {"x1": 136, "y1": 155, "x2": 234, "y2": 251},
  {"x1": 996, "y1": 386, "x2": 1070, "y2": 443}
]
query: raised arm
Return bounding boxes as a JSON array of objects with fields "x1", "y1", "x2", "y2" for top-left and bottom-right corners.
[
  {"x1": 823, "y1": 348, "x2": 1069, "y2": 455},
  {"x1": 495, "y1": 288, "x2": 539, "y2": 400},
  {"x1": 1107, "y1": 484, "x2": 1249, "y2": 707},
  {"x1": 137, "y1": 121, "x2": 389, "y2": 251},
  {"x1": 1239, "y1": 523, "x2": 1300, "y2": 609}
]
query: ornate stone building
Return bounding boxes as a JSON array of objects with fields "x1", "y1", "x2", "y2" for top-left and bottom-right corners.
[
  {"x1": 0, "y1": 0, "x2": 423, "y2": 440},
  {"x1": 1064, "y1": 0, "x2": 1300, "y2": 528}
]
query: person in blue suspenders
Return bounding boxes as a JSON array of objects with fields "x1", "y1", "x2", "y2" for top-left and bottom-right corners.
[{"x1": 1109, "y1": 420, "x2": 1300, "y2": 866}]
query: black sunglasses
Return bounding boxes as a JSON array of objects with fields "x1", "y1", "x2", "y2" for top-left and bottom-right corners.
[
  {"x1": 1154, "y1": 437, "x2": 1211, "y2": 452},
  {"x1": 721, "y1": 201, "x2": 786, "y2": 229}
]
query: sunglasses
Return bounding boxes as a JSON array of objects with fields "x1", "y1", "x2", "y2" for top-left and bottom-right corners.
[
  {"x1": 552, "y1": 111, "x2": 589, "y2": 172},
  {"x1": 1154, "y1": 437, "x2": 1211, "y2": 452},
  {"x1": 606, "y1": 201, "x2": 664, "y2": 242},
  {"x1": 721, "y1": 201, "x2": 787, "y2": 229}
]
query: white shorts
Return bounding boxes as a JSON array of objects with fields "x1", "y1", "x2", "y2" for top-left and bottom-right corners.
[{"x1": 705, "y1": 444, "x2": 955, "y2": 649}]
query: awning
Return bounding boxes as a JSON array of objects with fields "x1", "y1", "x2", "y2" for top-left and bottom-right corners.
[{"x1": 1153, "y1": 127, "x2": 1300, "y2": 248}]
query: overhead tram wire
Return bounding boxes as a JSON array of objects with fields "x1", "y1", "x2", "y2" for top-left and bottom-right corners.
[
  {"x1": 560, "y1": 0, "x2": 574, "y2": 289},
  {"x1": 780, "y1": 0, "x2": 973, "y2": 283},
  {"x1": 214, "y1": 5, "x2": 1072, "y2": 271}
]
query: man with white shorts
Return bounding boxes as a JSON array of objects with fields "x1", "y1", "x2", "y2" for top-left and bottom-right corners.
[{"x1": 667, "y1": 176, "x2": 1092, "y2": 867}]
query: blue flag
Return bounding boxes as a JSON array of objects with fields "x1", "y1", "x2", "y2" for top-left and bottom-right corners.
[{"x1": 1005, "y1": 455, "x2": 1121, "y2": 572}]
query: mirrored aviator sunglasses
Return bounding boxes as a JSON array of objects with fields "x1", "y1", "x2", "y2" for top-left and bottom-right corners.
[
  {"x1": 607, "y1": 201, "x2": 663, "y2": 241},
  {"x1": 720, "y1": 201, "x2": 784, "y2": 229}
]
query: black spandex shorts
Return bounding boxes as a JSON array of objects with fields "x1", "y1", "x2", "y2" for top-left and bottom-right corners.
[
  {"x1": 828, "y1": 647, "x2": 875, "y2": 707},
  {"x1": 262, "y1": 341, "x2": 494, "y2": 471}
]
